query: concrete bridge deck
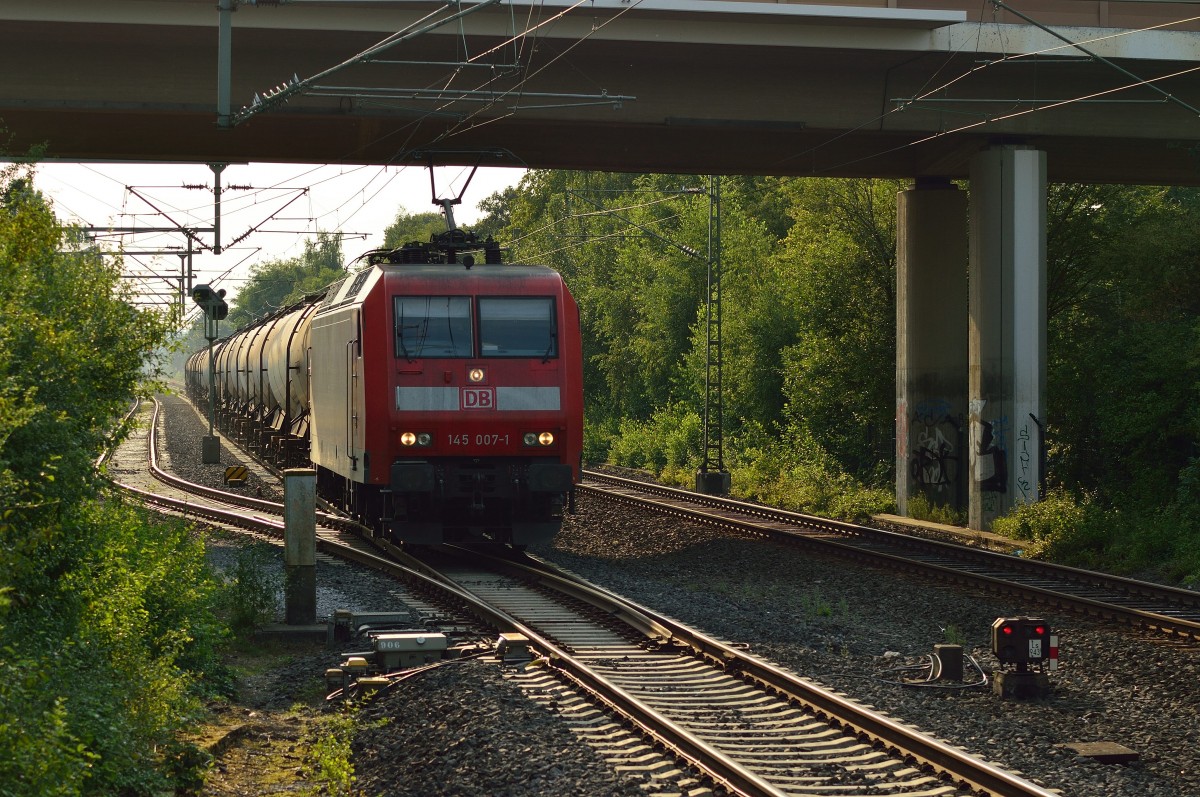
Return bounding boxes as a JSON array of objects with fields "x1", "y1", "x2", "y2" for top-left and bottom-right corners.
[{"x1": 2, "y1": 0, "x2": 1200, "y2": 183}]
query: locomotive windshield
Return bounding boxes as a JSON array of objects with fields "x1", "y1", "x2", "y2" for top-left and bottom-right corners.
[
  {"x1": 478, "y1": 297, "x2": 557, "y2": 358},
  {"x1": 395, "y1": 296, "x2": 472, "y2": 359}
]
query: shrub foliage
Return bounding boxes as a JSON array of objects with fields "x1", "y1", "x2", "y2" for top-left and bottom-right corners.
[{"x1": 0, "y1": 164, "x2": 229, "y2": 794}]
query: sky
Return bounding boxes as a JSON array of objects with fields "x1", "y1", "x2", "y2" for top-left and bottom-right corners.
[{"x1": 32, "y1": 161, "x2": 526, "y2": 310}]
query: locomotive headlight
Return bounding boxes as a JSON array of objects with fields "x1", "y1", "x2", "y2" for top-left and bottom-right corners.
[
  {"x1": 417, "y1": 432, "x2": 432, "y2": 446},
  {"x1": 525, "y1": 432, "x2": 555, "y2": 446},
  {"x1": 523, "y1": 433, "x2": 538, "y2": 446},
  {"x1": 468, "y1": 367, "x2": 486, "y2": 383},
  {"x1": 401, "y1": 432, "x2": 417, "y2": 446},
  {"x1": 539, "y1": 432, "x2": 555, "y2": 446}
]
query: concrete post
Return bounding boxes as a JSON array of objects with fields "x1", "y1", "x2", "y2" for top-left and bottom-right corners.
[
  {"x1": 202, "y1": 328, "x2": 221, "y2": 464},
  {"x1": 896, "y1": 179, "x2": 968, "y2": 517},
  {"x1": 968, "y1": 146, "x2": 1047, "y2": 530},
  {"x1": 283, "y1": 468, "x2": 317, "y2": 625}
]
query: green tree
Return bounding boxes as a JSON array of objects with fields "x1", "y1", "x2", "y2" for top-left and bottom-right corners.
[
  {"x1": 775, "y1": 178, "x2": 901, "y2": 482},
  {"x1": 226, "y1": 230, "x2": 346, "y2": 328},
  {"x1": 504, "y1": 170, "x2": 648, "y2": 421},
  {"x1": 679, "y1": 177, "x2": 793, "y2": 431},
  {"x1": 473, "y1": 185, "x2": 521, "y2": 241},
  {"x1": 1047, "y1": 184, "x2": 1200, "y2": 506},
  {"x1": 0, "y1": 165, "x2": 173, "y2": 520},
  {"x1": 382, "y1": 209, "x2": 447, "y2": 249},
  {"x1": 0, "y1": 163, "x2": 226, "y2": 794}
]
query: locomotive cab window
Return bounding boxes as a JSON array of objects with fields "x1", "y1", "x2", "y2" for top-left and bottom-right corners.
[
  {"x1": 478, "y1": 297, "x2": 557, "y2": 358},
  {"x1": 395, "y1": 296, "x2": 472, "y2": 359}
]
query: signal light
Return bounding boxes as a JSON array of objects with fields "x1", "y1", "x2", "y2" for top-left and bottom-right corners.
[
  {"x1": 191, "y1": 283, "x2": 229, "y2": 321},
  {"x1": 991, "y1": 617, "x2": 1051, "y2": 668}
]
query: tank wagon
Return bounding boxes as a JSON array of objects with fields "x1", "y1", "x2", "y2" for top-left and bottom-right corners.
[{"x1": 184, "y1": 231, "x2": 584, "y2": 547}]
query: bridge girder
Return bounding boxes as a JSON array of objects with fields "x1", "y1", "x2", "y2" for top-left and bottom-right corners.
[{"x1": 2, "y1": 0, "x2": 1200, "y2": 184}]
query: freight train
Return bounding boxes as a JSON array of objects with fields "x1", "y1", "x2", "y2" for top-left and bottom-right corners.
[{"x1": 184, "y1": 229, "x2": 583, "y2": 547}]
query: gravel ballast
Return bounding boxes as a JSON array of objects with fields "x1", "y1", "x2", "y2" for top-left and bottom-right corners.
[
  {"x1": 532, "y1": 500, "x2": 1200, "y2": 797},
  {"x1": 156, "y1": 392, "x2": 1200, "y2": 796}
]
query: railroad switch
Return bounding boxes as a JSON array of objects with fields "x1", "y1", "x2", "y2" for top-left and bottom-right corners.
[
  {"x1": 495, "y1": 632, "x2": 532, "y2": 663},
  {"x1": 991, "y1": 617, "x2": 1056, "y2": 699},
  {"x1": 324, "y1": 656, "x2": 372, "y2": 701},
  {"x1": 325, "y1": 657, "x2": 396, "y2": 701},
  {"x1": 355, "y1": 676, "x2": 392, "y2": 696},
  {"x1": 327, "y1": 608, "x2": 415, "y2": 644},
  {"x1": 343, "y1": 656, "x2": 370, "y2": 677},
  {"x1": 325, "y1": 667, "x2": 348, "y2": 697},
  {"x1": 372, "y1": 631, "x2": 448, "y2": 671}
]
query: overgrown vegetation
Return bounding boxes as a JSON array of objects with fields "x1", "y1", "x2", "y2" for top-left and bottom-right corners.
[
  {"x1": 220, "y1": 542, "x2": 284, "y2": 634},
  {"x1": 485, "y1": 171, "x2": 1199, "y2": 583},
  {"x1": 0, "y1": 163, "x2": 246, "y2": 794},
  {"x1": 307, "y1": 711, "x2": 358, "y2": 797}
]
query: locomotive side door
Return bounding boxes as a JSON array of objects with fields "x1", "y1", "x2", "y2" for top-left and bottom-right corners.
[{"x1": 346, "y1": 308, "x2": 363, "y2": 473}]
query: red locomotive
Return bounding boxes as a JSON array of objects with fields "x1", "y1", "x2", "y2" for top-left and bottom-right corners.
[{"x1": 184, "y1": 230, "x2": 583, "y2": 546}]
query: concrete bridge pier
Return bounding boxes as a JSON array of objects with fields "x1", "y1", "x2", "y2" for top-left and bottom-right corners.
[
  {"x1": 895, "y1": 179, "x2": 969, "y2": 518},
  {"x1": 967, "y1": 145, "x2": 1047, "y2": 530}
]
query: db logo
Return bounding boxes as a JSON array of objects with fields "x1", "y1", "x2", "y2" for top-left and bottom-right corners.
[{"x1": 460, "y1": 387, "x2": 495, "y2": 410}]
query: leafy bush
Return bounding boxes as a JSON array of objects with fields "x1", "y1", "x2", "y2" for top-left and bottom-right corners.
[
  {"x1": 307, "y1": 709, "x2": 358, "y2": 797},
  {"x1": 219, "y1": 543, "x2": 282, "y2": 634},
  {"x1": 607, "y1": 404, "x2": 702, "y2": 475},
  {"x1": 581, "y1": 417, "x2": 616, "y2": 466},
  {"x1": 992, "y1": 489, "x2": 1093, "y2": 558},
  {"x1": 1, "y1": 166, "x2": 231, "y2": 794},
  {"x1": 907, "y1": 492, "x2": 965, "y2": 526},
  {"x1": 993, "y1": 489, "x2": 1200, "y2": 585},
  {"x1": 725, "y1": 425, "x2": 893, "y2": 520},
  {"x1": 0, "y1": 499, "x2": 229, "y2": 795},
  {"x1": 0, "y1": 657, "x2": 93, "y2": 797}
]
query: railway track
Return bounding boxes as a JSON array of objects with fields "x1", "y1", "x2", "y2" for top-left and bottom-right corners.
[
  {"x1": 103, "y1": 397, "x2": 1065, "y2": 797},
  {"x1": 430, "y1": 548, "x2": 1062, "y2": 797},
  {"x1": 581, "y1": 470, "x2": 1200, "y2": 643}
]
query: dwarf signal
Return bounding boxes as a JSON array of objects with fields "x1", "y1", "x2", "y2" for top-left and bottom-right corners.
[
  {"x1": 992, "y1": 616, "x2": 1051, "y2": 667},
  {"x1": 991, "y1": 616, "x2": 1055, "y2": 699}
]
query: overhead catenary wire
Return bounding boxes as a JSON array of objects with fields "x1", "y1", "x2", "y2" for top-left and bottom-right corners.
[
  {"x1": 77, "y1": 0, "x2": 1200, "y2": 307},
  {"x1": 823, "y1": 62, "x2": 1200, "y2": 176},
  {"x1": 504, "y1": 192, "x2": 688, "y2": 253},
  {"x1": 775, "y1": 6, "x2": 1200, "y2": 173},
  {"x1": 66, "y1": 162, "x2": 416, "y2": 308},
  {"x1": 338, "y1": 0, "x2": 640, "y2": 160},
  {"x1": 434, "y1": 0, "x2": 646, "y2": 144}
]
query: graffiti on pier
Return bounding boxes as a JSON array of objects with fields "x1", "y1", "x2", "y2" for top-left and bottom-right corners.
[
  {"x1": 974, "y1": 418, "x2": 1008, "y2": 494},
  {"x1": 913, "y1": 398, "x2": 952, "y2": 426},
  {"x1": 1015, "y1": 414, "x2": 1043, "y2": 501},
  {"x1": 908, "y1": 399, "x2": 961, "y2": 496}
]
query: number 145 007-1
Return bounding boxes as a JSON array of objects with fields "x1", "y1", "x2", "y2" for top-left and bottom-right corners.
[{"x1": 448, "y1": 433, "x2": 509, "y2": 446}]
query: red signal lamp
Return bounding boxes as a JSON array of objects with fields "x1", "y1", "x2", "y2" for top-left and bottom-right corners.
[{"x1": 991, "y1": 617, "x2": 1051, "y2": 668}]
